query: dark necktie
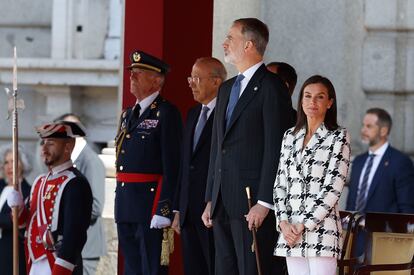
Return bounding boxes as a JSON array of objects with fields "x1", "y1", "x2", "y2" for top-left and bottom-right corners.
[
  {"x1": 225, "y1": 74, "x2": 245, "y2": 130},
  {"x1": 193, "y1": 106, "x2": 209, "y2": 151},
  {"x1": 128, "y1": 104, "x2": 141, "y2": 130},
  {"x1": 355, "y1": 154, "x2": 376, "y2": 212}
]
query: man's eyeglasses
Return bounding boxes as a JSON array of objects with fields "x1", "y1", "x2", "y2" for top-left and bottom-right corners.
[{"x1": 187, "y1": 76, "x2": 217, "y2": 84}]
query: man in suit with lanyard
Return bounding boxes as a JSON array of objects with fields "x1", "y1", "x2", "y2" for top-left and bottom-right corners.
[
  {"x1": 172, "y1": 57, "x2": 227, "y2": 275},
  {"x1": 115, "y1": 50, "x2": 182, "y2": 275},
  {"x1": 346, "y1": 108, "x2": 414, "y2": 213},
  {"x1": 202, "y1": 18, "x2": 294, "y2": 275}
]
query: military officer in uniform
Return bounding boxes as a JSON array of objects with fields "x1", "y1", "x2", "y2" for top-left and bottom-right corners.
[
  {"x1": 7, "y1": 120, "x2": 93, "y2": 275},
  {"x1": 115, "y1": 50, "x2": 183, "y2": 275}
]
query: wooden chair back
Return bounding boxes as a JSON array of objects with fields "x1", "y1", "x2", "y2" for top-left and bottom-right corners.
[{"x1": 354, "y1": 212, "x2": 414, "y2": 275}]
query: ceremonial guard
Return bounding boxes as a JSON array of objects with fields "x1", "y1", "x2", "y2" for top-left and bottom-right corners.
[
  {"x1": 115, "y1": 50, "x2": 182, "y2": 275},
  {"x1": 7, "y1": 121, "x2": 93, "y2": 275}
]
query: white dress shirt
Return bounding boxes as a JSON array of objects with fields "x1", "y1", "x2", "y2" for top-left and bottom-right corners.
[
  {"x1": 135, "y1": 91, "x2": 160, "y2": 116},
  {"x1": 195, "y1": 98, "x2": 216, "y2": 129},
  {"x1": 238, "y1": 61, "x2": 263, "y2": 98},
  {"x1": 357, "y1": 142, "x2": 389, "y2": 200}
]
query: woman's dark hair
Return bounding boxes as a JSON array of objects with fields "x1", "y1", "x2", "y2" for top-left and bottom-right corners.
[{"x1": 293, "y1": 75, "x2": 338, "y2": 134}]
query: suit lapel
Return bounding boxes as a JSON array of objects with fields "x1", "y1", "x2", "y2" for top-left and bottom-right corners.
[
  {"x1": 224, "y1": 65, "x2": 266, "y2": 136},
  {"x1": 293, "y1": 128, "x2": 306, "y2": 164},
  {"x1": 187, "y1": 105, "x2": 201, "y2": 156},
  {"x1": 366, "y1": 146, "x2": 391, "y2": 203},
  {"x1": 193, "y1": 110, "x2": 214, "y2": 155},
  {"x1": 351, "y1": 154, "x2": 367, "y2": 194},
  {"x1": 298, "y1": 124, "x2": 329, "y2": 163}
]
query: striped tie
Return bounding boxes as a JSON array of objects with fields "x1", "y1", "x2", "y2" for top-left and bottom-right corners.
[{"x1": 355, "y1": 154, "x2": 376, "y2": 212}]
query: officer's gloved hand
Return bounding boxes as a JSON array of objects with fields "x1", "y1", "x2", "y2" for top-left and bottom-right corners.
[
  {"x1": 7, "y1": 189, "x2": 24, "y2": 208},
  {"x1": 150, "y1": 215, "x2": 171, "y2": 229}
]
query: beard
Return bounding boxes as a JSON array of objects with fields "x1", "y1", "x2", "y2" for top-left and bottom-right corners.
[
  {"x1": 361, "y1": 135, "x2": 380, "y2": 147},
  {"x1": 224, "y1": 48, "x2": 244, "y2": 65},
  {"x1": 43, "y1": 153, "x2": 59, "y2": 167}
]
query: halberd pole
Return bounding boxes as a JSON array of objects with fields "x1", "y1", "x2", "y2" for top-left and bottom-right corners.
[{"x1": 11, "y1": 46, "x2": 20, "y2": 275}]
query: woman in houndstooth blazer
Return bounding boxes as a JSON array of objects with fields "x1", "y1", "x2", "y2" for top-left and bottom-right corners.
[{"x1": 273, "y1": 75, "x2": 351, "y2": 275}]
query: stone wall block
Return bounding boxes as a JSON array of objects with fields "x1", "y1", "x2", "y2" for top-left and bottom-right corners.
[
  {"x1": 365, "y1": 0, "x2": 414, "y2": 31},
  {"x1": 362, "y1": 34, "x2": 396, "y2": 92},
  {"x1": 0, "y1": 29, "x2": 51, "y2": 58},
  {"x1": 405, "y1": 36, "x2": 414, "y2": 91},
  {"x1": 365, "y1": 0, "x2": 397, "y2": 29},
  {"x1": 0, "y1": 0, "x2": 52, "y2": 26}
]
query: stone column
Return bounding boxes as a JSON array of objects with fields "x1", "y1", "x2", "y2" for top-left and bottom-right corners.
[
  {"x1": 104, "y1": 0, "x2": 122, "y2": 60},
  {"x1": 51, "y1": 0, "x2": 73, "y2": 58},
  {"x1": 362, "y1": 0, "x2": 414, "y2": 155}
]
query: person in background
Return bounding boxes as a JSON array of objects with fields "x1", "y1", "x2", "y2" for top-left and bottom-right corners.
[
  {"x1": 274, "y1": 75, "x2": 351, "y2": 275},
  {"x1": 0, "y1": 145, "x2": 32, "y2": 275},
  {"x1": 266, "y1": 61, "x2": 297, "y2": 97},
  {"x1": 54, "y1": 113, "x2": 107, "y2": 275},
  {"x1": 7, "y1": 120, "x2": 93, "y2": 275},
  {"x1": 202, "y1": 18, "x2": 293, "y2": 275},
  {"x1": 267, "y1": 61, "x2": 298, "y2": 121},
  {"x1": 115, "y1": 50, "x2": 182, "y2": 275},
  {"x1": 172, "y1": 57, "x2": 227, "y2": 275},
  {"x1": 346, "y1": 107, "x2": 414, "y2": 214}
]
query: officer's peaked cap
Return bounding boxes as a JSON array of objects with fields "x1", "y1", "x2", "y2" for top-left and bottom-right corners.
[{"x1": 127, "y1": 50, "x2": 170, "y2": 74}]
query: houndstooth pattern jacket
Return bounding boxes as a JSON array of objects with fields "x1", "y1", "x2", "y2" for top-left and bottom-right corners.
[{"x1": 273, "y1": 124, "x2": 351, "y2": 258}]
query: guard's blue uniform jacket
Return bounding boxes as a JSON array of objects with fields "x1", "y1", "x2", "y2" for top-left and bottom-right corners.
[{"x1": 115, "y1": 95, "x2": 183, "y2": 223}]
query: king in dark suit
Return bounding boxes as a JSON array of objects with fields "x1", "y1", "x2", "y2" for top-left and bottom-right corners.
[
  {"x1": 172, "y1": 57, "x2": 227, "y2": 275},
  {"x1": 346, "y1": 108, "x2": 414, "y2": 213},
  {"x1": 115, "y1": 50, "x2": 182, "y2": 275},
  {"x1": 202, "y1": 18, "x2": 294, "y2": 275}
]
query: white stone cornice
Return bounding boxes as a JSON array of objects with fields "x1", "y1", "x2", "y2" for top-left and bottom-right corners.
[{"x1": 0, "y1": 58, "x2": 120, "y2": 87}]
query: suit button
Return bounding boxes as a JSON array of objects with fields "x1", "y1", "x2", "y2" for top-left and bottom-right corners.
[
  {"x1": 73, "y1": 164, "x2": 77, "y2": 168},
  {"x1": 150, "y1": 188, "x2": 155, "y2": 192},
  {"x1": 141, "y1": 136, "x2": 145, "y2": 139},
  {"x1": 299, "y1": 206, "x2": 305, "y2": 211},
  {"x1": 120, "y1": 166, "x2": 124, "y2": 171},
  {"x1": 190, "y1": 165, "x2": 195, "y2": 170},
  {"x1": 121, "y1": 182, "x2": 125, "y2": 187},
  {"x1": 222, "y1": 149, "x2": 226, "y2": 154},
  {"x1": 218, "y1": 168, "x2": 221, "y2": 173},
  {"x1": 126, "y1": 134, "x2": 131, "y2": 139},
  {"x1": 121, "y1": 150, "x2": 125, "y2": 154}
]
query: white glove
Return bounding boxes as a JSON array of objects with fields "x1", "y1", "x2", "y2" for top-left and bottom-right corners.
[
  {"x1": 7, "y1": 189, "x2": 24, "y2": 208},
  {"x1": 150, "y1": 215, "x2": 171, "y2": 229}
]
